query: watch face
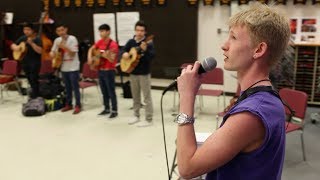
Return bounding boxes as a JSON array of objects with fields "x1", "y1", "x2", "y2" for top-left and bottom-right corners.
[
  {"x1": 178, "y1": 116, "x2": 185, "y2": 124},
  {"x1": 176, "y1": 113, "x2": 189, "y2": 124}
]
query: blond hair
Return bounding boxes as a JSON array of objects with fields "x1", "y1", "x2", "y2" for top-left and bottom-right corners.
[{"x1": 228, "y1": 3, "x2": 290, "y2": 66}]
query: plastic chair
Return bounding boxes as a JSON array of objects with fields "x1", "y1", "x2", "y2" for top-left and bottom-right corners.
[
  {"x1": 0, "y1": 60, "x2": 22, "y2": 101},
  {"x1": 79, "y1": 63, "x2": 100, "y2": 103},
  {"x1": 39, "y1": 60, "x2": 54, "y2": 75},
  {"x1": 196, "y1": 68, "x2": 225, "y2": 113},
  {"x1": 279, "y1": 88, "x2": 308, "y2": 161},
  {"x1": 170, "y1": 133, "x2": 211, "y2": 180}
]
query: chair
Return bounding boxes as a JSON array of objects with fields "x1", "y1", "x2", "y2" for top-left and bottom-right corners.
[
  {"x1": 279, "y1": 88, "x2": 308, "y2": 161},
  {"x1": 170, "y1": 133, "x2": 211, "y2": 180},
  {"x1": 0, "y1": 60, "x2": 22, "y2": 101},
  {"x1": 79, "y1": 63, "x2": 99, "y2": 103},
  {"x1": 39, "y1": 60, "x2": 54, "y2": 75},
  {"x1": 197, "y1": 68, "x2": 225, "y2": 113}
]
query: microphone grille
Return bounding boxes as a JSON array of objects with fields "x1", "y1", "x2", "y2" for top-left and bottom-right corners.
[{"x1": 202, "y1": 57, "x2": 217, "y2": 72}]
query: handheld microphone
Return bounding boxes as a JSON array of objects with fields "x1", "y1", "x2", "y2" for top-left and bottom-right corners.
[{"x1": 162, "y1": 57, "x2": 217, "y2": 95}]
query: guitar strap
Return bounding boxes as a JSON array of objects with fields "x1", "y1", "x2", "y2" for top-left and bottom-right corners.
[
  {"x1": 230, "y1": 86, "x2": 295, "y2": 123},
  {"x1": 105, "y1": 39, "x2": 112, "y2": 51}
]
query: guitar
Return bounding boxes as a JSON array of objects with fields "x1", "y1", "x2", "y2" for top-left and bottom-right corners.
[
  {"x1": 13, "y1": 12, "x2": 46, "y2": 61},
  {"x1": 52, "y1": 38, "x2": 67, "y2": 69},
  {"x1": 52, "y1": 48, "x2": 63, "y2": 69},
  {"x1": 120, "y1": 35, "x2": 154, "y2": 73},
  {"x1": 88, "y1": 39, "x2": 114, "y2": 70},
  {"x1": 13, "y1": 42, "x2": 27, "y2": 61},
  {"x1": 89, "y1": 48, "x2": 103, "y2": 69}
]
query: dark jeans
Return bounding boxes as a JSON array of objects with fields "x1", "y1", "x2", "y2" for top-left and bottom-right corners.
[
  {"x1": 62, "y1": 71, "x2": 81, "y2": 107},
  {"x1": 99, "y1": 70, "x2": 117, "y2": 112},
  {"x1": 22, "y1": 63, "x2": 40, "y2": 99}
]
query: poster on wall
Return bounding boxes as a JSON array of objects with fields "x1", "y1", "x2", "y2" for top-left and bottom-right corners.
[
  {"x1": 93, "y1": 13, "x2": 116, "y2": 43},
  {"x1": 300, "y1": 18, "x2": 317, "y2": 43},
  {"x1": 290, "y1": 18, "x2": 297, "y2": 41},
  {"x1": 290, "y1": 17, "x2": 319, "y2": 44},
  {"x1": 116, "y1": 12, "x2": 140, "y2": 46}
]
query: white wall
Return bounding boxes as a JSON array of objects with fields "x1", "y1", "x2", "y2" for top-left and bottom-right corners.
[{"x1": 198, "y1": 1, "x2": 320, "y2": 93}]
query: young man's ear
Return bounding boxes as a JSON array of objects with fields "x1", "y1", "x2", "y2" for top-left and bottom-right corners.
[{"x1": 253, "y1": 42, "x2": 267, "y2": 59}]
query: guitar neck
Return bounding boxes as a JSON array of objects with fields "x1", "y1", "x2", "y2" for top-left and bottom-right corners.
[{"x1": 37, "y1": 12, "x2": 46, "y2": 38}]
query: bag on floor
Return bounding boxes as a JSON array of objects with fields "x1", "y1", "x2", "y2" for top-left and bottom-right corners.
[
  {"x1": 22, "y1": 97, "x2": 46, "y2": 116},
  {"x1": 45, "y1": 95, "x2": 65, "y2": 112},
  {"x1": 122, "y1": 81, "x2": 132, "y2": 99},
  {"x1": 39, "y1": 75, "x2": 64, "y2": 99}
]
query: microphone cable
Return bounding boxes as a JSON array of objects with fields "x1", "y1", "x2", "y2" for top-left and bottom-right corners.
[{"x1": 160, "y1": 90, "x2": 171, "y2": 180}]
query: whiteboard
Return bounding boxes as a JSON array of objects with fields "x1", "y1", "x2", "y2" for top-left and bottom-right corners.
[
  {"x1": 93, "y1": 13, "x2": 116, "y2": 43},
  {"x1": 116, "y1": 12, "x2": 140, "y2": 46}
]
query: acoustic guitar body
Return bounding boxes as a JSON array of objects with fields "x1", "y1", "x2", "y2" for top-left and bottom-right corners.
[
  {"x1": 13, "y1": 42, "x2": 27, "y2": 61},
  {"x1": 120, "y1": 47, "x2": 140, "y2": 73},
  {"x1": 88, "y1": 48, "x2": 102, "y2": 70},
  {"x1": 52, "y1": 49, "x2": 63, "y2": 69},
  {"x1": 120, "y1": 35, "x2": 154, "y2": 73}
]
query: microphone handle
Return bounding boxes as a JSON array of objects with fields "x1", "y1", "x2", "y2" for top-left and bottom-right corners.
[
  {"x1": 162, "y1": 80, "x2": 177, "y2": 95},
  {"x1": 162, "y1": 64, "x2": 206, "y2": 95}
]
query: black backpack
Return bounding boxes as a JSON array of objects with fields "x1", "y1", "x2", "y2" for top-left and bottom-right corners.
[{"x1": 39, "y1": 75, "x2": 64, "y2": 99}]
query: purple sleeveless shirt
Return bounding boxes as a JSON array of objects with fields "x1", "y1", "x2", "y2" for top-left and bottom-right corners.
[{"x1": 206, "y1": 91, "x2": 286, "y2": 180}]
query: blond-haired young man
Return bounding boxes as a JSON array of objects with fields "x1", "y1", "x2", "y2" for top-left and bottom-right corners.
[{"x1": 176, "y1": 3, "x2": 290, "y2": 180}]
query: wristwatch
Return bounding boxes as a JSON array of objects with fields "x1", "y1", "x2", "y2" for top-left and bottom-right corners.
[{"x1": 174, "y1": 113, "x2": 195, "y2": 125}]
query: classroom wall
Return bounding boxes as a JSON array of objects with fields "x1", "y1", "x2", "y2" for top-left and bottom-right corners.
[
  {"x1": 198, "y1": 0, "x2": 320, "y2": 93},
  {"x1": 0, "y1": 1, "x2": 198, "y2": 78}
]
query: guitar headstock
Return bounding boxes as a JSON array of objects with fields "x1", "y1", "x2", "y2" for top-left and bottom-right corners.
[
  {"x1": 39, "y1": 11, "x2": 47, "y2": 24},
  {"x1": 145, "y1": 35, "x2": 155, "y2": 44}
]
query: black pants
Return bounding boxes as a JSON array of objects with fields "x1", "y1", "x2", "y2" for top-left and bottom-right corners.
[
  {"x1": 22, "y1": 62, "x2": 40, "y2": 99},
  {"x1": 99, "y1": 70, "x2": 117, "y2": 112}
]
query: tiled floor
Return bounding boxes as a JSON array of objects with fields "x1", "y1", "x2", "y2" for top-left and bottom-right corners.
[{"x1": 0, "y1": 78, "x2": 319, "y2": 180}]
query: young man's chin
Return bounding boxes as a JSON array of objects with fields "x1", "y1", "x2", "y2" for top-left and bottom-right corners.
[{"x1": 224, "y1": 65, "x2": 236, "y2": 72}]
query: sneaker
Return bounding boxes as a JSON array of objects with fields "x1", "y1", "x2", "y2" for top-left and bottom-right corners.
[
  {"x1": 109, "y1": 112, "x2": 118, "y2": 119},
  {"x1": 73, "y1": 106, "x2": 81, "y2": 115},
  {"x1": 98, "y1": 109, "x2": 110, "y2": 115},
  {"x1": 61, "y1": 105, "x2": 73, "y2": 112},
  {"x1": 137, "y1": 120, "x2": 153, "y2": 127},
  {"x1": 128, "y1": 116, "x2": 140, "y2": 125}
]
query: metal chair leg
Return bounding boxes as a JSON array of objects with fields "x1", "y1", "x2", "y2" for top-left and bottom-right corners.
[
  {"x1": 14, "y1": 80, "x2": 23, "y2": 97},
  {"x1": 96, "y1": 84, "x2": 102, "y2": 103},
  {"x1": 217, "y1": 97, "x2": 220, "y2": 113},
  {"x1": 199, "y1": 95, "x2": 203, "y2": 112},
  {"x1": 223, "y1": 93, "x2": 226, "y2": 109},
  {"x1": 216, "y1": 114, "x2": 220, "y2": 129},
  {"x1": 0, "y1": 85, "x2": 3, "y2": 101},
  {"x1": 300, "y1": 131, "x2": 306, "y2": 161},
  {"x1": 81, "y1": 88, "x2": 84, "y2": 104}
]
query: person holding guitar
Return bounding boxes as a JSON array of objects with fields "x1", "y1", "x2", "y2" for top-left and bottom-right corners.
[
  {"x1": 121, "y1": 20, "x2": 155, "y2": 127},
  {"x1": 87, "y1": 24, "x2": 119, "y2": 118},
  {"x1": 50, "y1": 23, "x2": 81, "y2": 114},
  {"x1": 11, "y1": 23, "x2": 42, "y2": 99}
]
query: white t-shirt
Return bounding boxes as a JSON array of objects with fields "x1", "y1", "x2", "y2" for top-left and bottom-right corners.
[{"x1": 51, "y1": 35, "x2": 80, "y2": 72}]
